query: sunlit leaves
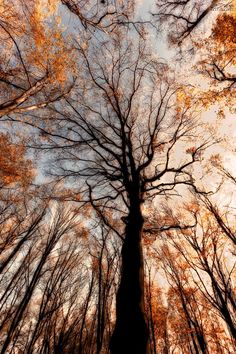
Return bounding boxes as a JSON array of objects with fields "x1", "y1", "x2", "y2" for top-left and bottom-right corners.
[{"x1": 0, "y1": 134, "x2": 34, "y2": 187}]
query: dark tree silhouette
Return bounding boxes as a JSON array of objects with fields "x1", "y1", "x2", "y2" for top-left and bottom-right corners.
[{"x1": 24, "y1": 29, "x2": 209, "y2": 352}]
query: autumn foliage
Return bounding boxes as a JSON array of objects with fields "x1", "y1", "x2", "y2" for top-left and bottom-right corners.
[
  {"x1": 0, "y1": 1, "x2": 235, "y2": 354},
  {"x1": 0, "y1": 134, "x2": 34, "y2": 187}
]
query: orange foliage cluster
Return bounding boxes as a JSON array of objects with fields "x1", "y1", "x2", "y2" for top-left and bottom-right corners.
[
  {"x1": 0, "y1": 134, "x2": 34, "y2": 187},
  {"x1": 27, "y1": 0, "x2": 74, "y2": 85},
  {"x1": 212, "y1": 14, "x2": 236, "y2": 44}
]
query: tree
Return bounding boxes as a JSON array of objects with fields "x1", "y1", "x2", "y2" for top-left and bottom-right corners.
[
  {"x1": 154, "y1": 0, "x2": 236, "y2": 99},
  {"x1": 155, "y1": 245, "x2": 209, "y2": 354},
  {"x1": 145, "y1": 265, "x2": 170, "y2": 354},
  {"x1": 155, "y1": 199, "x2": 236, "y2": 351},
  {"x1": 0, "y1": 198, "x2": 90, "y2": 353},
  {"x1": 0, "y1": 0, "x2": 73, "y2": 119},
  {"x1": 61, "y1": 0, "x2": 135, "y2": 32},
  {"x1": 24, "y1": 26, "x2": 210, "y2": 352},
  {"x1": 197, "y1": 11, "x2": 236, "y2": 110},
  {"x1": 154, "y1": 0, "x2": 230, "y2": 46}
]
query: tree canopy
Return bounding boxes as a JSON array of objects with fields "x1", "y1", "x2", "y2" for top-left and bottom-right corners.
[{"x1": 0, "y1": 1, "x2": 235, "y2": 353}]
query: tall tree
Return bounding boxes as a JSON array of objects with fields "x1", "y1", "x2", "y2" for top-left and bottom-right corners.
[{"x1": 26, "y1": 28, "x2": 209, "y2": 352}]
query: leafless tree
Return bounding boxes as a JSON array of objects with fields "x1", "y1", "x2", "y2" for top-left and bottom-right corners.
[
  {"x1": 21, "y1": 28, "x2": 211, "y2": 353},
  {"x1": 164, "y1": 203, "x2": 236, "y2": 347},
  {"x1": 154, "y1": 0, "x2": 226, "y2": 45}
]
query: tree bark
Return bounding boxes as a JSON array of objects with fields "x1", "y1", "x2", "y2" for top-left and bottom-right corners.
[{"x1": 110, "y1": 198, "x2": 149, "y2": 354}]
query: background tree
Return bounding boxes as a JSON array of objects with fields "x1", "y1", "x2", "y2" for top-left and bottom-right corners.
[
  {"x1": 0, "y1": 0, "x2": 73, "y2": 118},
  {"x1": 154, "y1": 0, "x2": 231, "y2": 46},
  {"x1": 147, "y1": 196, "x2": 236, "y2": 353},
  {"x1": 61, "y1": 0, "x2": 135, "y2": 32},
  {"x1": 154, "y1": 0, "x2": 236, "y2": 102}
]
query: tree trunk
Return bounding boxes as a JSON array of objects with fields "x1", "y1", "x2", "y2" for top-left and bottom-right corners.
[{"x1": 110, "y1": 199, "x2": 149, "y2": 354}]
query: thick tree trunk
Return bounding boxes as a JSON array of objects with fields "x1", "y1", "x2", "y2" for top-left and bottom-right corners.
[{"x1": 110, "y1": 199, "x2": 149, "y2": 354}]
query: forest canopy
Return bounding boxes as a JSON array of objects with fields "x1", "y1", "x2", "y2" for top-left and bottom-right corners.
[{"x1": 0, "y1": 1, "x2": 235, "y2": 353}]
